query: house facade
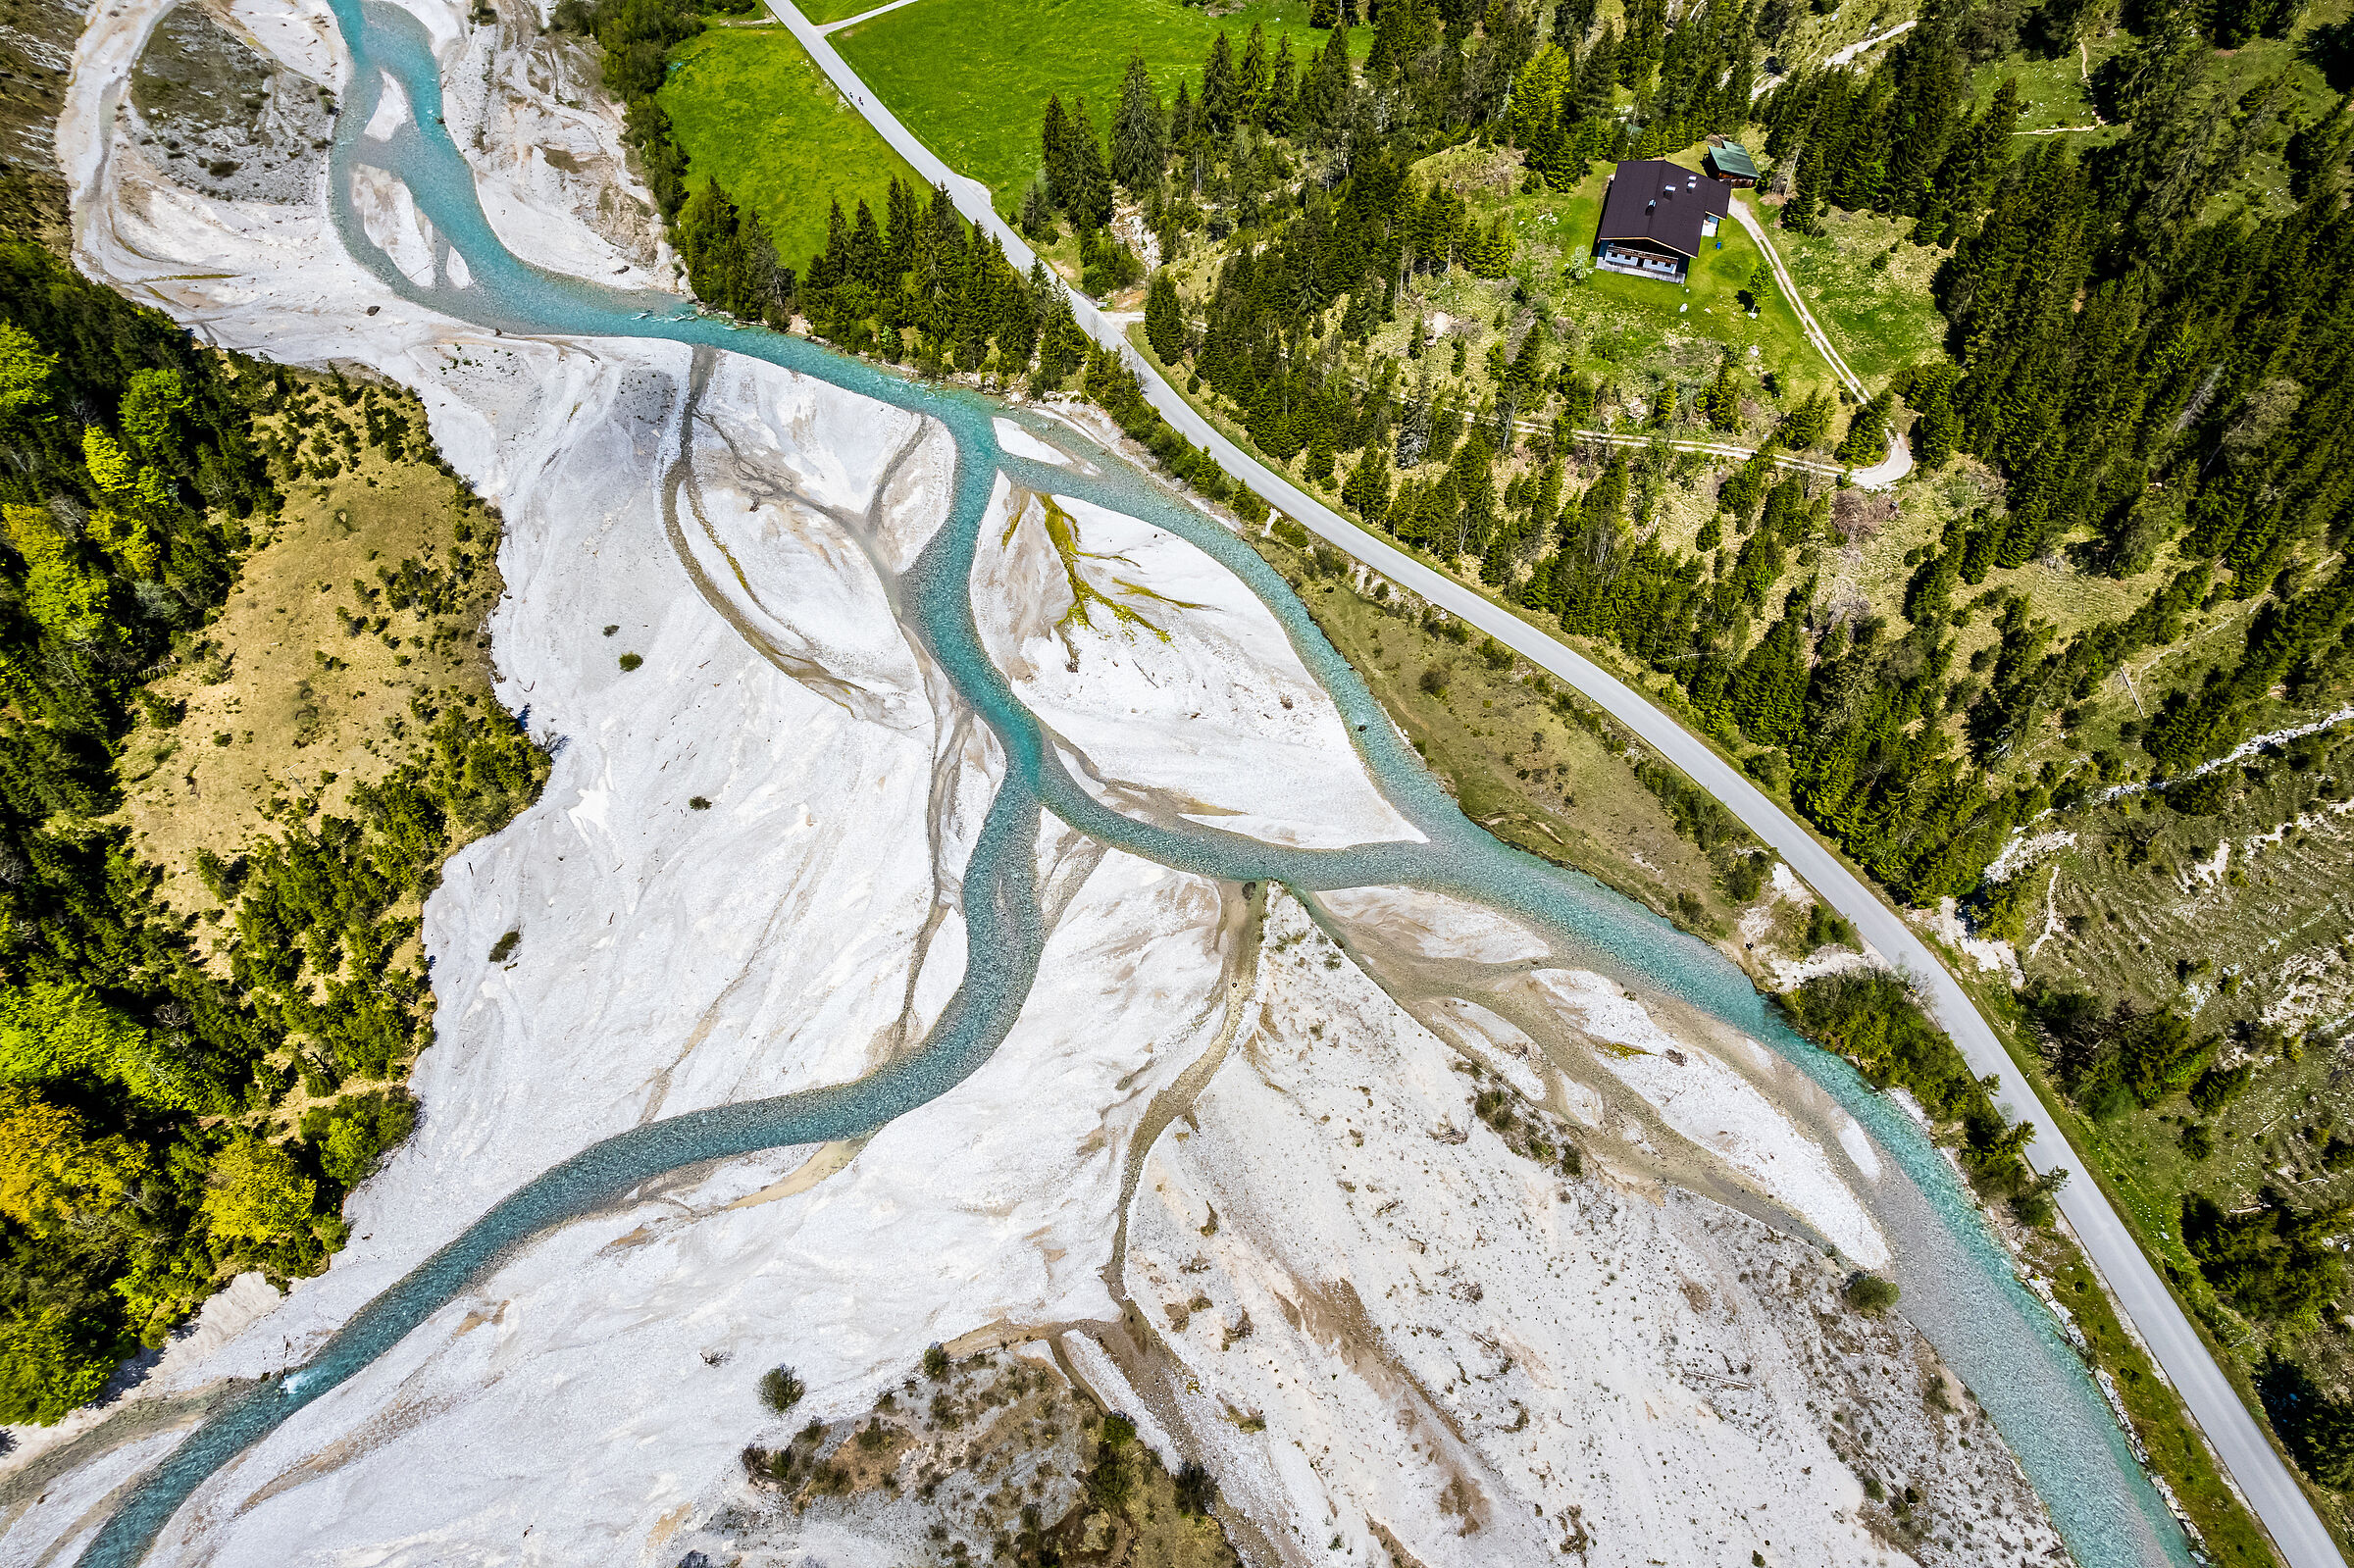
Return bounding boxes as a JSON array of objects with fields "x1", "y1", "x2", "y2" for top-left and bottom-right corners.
[{"x1": 1592, "y1": 159, "x2": 1730, "y2": 283}]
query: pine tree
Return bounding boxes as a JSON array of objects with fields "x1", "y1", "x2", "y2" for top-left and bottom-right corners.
[{"x1": 1112, "y1": 55, "x2": 1165, "y2": 193}]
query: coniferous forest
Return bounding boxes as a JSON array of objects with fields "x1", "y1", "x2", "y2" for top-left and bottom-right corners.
[{"x1": 0, "y1": 239, "x2": 544, "y2": 1425}]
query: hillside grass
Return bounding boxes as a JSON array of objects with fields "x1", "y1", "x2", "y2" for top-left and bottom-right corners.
[
  {"x1": 1245, "y1": 515, "x2": 1751, "y2": 934},
  {"x1": 832, "y1": 0, "x2": 1352, "y2": 204},
  {"x1": 1760, "y1": 198, "x2": 1948, "y2": 390},
  {"x1": 114, "y1": 390, "x2": 502, "y2": 927},
  {"x1": 657, "y1": 23, "x2": 921, "y2": 273}
]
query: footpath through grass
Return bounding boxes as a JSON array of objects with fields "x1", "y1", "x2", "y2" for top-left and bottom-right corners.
[
  {"x1": 1764, "y1": 200, "x2": 1949, "y2": 392},
  {"x1": 657, "y1": 24, "x2": 921, "y2": 273},
  {"x1": 833, "y1": 0, "x2": 1347, "y2": 204}
]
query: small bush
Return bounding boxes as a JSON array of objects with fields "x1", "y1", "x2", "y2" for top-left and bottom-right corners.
[
  {"x1": 1842, "y1": 1272, "x2": 1901, "y2": 1315},
  {"x1": 2190, "y1": 1061, "x2": 2255, "y2": 1115},
  {"x1": 1418, "y1": 667, "x2": 1449, "y2": 698},
  {"x1": 618, "y1": 652, "x2": 643, "y2": 672},
  {"x1": 487, "y1": 930, "x2": 520, "y2": 963},
  {"x1": 689, "y1": 796, "x2": 712, "y2": 810},
  {"x1": 922, "y1": 1342, "x2": 949, "y2": 1379},
  {"x1": 1173, "y1": 1459, "x2": 1217, "y2": 1516},
  {"x1": 759, "y1": 1365, "x2": 805, "y2": 1412}
]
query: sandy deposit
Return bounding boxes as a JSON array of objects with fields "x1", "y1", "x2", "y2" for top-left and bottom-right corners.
[
  {"x1": 971, "y1": 487, "x2": 1424, "y2": 850},
  {"x1": 5, "y1": 0, "x2": 2072, "y2": 1563},
  {"x1": 1116, "y1": 891, "x2": 2063, "y2": 1568}
]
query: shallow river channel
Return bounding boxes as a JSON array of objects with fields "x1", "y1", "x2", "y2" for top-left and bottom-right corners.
[{"x1": 74, "y1": 3, "x2": 2195, "y2": 1562}]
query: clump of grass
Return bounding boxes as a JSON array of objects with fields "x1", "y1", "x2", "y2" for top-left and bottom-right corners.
[{"x1": 618, "y1": 652, "x2": 643, "y2": 672}]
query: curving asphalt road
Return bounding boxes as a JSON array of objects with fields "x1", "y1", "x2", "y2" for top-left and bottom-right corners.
[{"x1": 761, "y1": 6, "x2": 2341, "y2": 1560}]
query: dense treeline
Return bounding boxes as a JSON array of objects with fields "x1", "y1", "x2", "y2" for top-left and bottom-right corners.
[
  {"x1": 1758, "y1": 2, "x2": 2354, "y2": 784},
  {"x1": 1787, "y1": 971, "x2": 2056, "y2": 1223},
  {"x1": 0, "y1": 243, "x2": 542, "y2": 1426}
]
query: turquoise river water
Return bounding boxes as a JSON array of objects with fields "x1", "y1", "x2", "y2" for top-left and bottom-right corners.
[{"x1": 71, "y1": 3, "x2": 2194, "y2": 1562}]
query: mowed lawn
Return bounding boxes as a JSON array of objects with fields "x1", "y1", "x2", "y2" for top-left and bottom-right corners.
[
  {"x1": 657, "y1": 25, "x2": 921, "y2": 273},
  {"x1": 833, "y1": 0, "x2": 1351, "y2": 204}
]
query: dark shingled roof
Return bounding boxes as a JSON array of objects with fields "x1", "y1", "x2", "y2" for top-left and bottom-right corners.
[{"x1": 1595, "y1": 159, "x2": 1730, "y2": 260}]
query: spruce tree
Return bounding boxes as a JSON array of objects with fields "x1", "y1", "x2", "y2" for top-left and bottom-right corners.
[
  {"x1": 1041, "y1": 95, "x2": 1077, "y2": 212},
  {"x1": 1071, "y1": 97, "x2": 1114, "y2": 229},
  {"x1": 1240, "y1": 25, "x2": 1269, "y2": 125},
  {"x1": 1300, "y1": 27, "x2": 1352, "y2": 139},
  {"x1": 1777, "y1": 390, "x2": 1830, "y2": 449},
  {"x1": 1575, "y1": 25, "x2": 1618, "y2": 120},
  {"x1": 1145, "y1": 271, "x2": 1186, "y2": 363},
  {"x1": 1112, "y1": 55, "x2": 1165, "y2": 193},
  {"x1": 1704, "y1": 354, "x2": 1741, "y2": 430},
  {"x1": 1264, "y1": 35, "x2": 1297, "y2": 136},
  {"x1": 1836, "y1": 391, "x2": 1894, "y2": 464},
  {"x1": 1203, "y1": 32, "x2": 1239, "y2": 133},
  {"x1": 1343, "y1": 444, "x2": 1394, "y2": 523}
]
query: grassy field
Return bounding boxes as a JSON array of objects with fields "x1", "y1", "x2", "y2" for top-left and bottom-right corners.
[
  {"x1": 833, "y1": 0, "x2": 1351, "y2": 203},
  {"x1": 1152, "y1": 143, "x2": 1849, "y2": 473},
  {"x1": 1460, "y1": 150, "x2": 1843, "y2": 419},
  {"x1": 658, "y1": 23, "x2": 921, "y2": 273},
  {"x1": 114, "y1": 382, "x2": 505, "y2": 923},
  {"x1": 1247, "y1": 516, "x2": 1756, "y2": 935},
  {"x1": 1764, "y1": 199, "x2": 1948, "y2": 390}
]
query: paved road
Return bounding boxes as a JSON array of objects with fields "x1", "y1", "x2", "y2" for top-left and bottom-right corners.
[{"x1": 763, "y1": 7, "x2": 2341, "y2": 1560}]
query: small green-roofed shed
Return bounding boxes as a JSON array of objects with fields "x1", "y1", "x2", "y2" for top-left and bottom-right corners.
[{"x1": 1704, "y1": 142, "x2": 1760, "y2": 185}]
